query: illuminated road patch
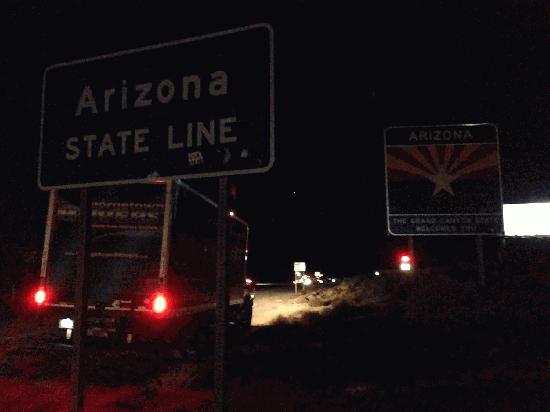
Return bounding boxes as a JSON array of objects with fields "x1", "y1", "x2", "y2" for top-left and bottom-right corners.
[{"x1": 251, "y1": 285, "x2": 327, "y2": 325}]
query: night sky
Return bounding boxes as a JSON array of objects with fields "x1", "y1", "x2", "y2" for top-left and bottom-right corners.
[{"x1": 1, "y1": 1, "x2": 548, "y2": 281}]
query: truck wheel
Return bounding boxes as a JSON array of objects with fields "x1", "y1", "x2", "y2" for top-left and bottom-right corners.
[{"x1": 239, "y1": 297, "x2": 253, "y2": 330}]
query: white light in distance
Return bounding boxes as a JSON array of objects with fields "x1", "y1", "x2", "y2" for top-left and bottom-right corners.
[
  {"x1": 59, "y1": 318, "x2": 74, "y2": 329},
  {"x1": 503, "y1": 203, "x2": 550, "y2": 236}
]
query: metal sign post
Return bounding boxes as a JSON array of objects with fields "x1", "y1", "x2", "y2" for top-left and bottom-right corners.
[
  {"x1": 293, "y1": 262, "x2": 306, "y2": 295},
  {"x1": 497, "y1": 235, "x2": 506, "y2": 265},
  {"x1": 159, "y1": 181, "x2": 174, "y2": 286},
  {"x1": 39, "y1": 189, "x2": 57, "y2": 285},
  {"x1": 476, "y1": 235, "x2": 485, "y2": 286},
  {"x1": 71, "y1": 188, "x2": 91, "y2": 412},
  {"x1": 407, "y1": 236, "x2": 414, "y2": 259},
  {"x1": 214, "y1": 176, "x2": 228, "y2": 412}
]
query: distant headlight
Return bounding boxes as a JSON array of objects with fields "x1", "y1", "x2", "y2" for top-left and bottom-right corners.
[{"x1": 400, "y1": 263, "x2": 412, "y2": 271}]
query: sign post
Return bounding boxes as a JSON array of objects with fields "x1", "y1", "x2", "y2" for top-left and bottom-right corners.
[
  {"x1": 39, "y1": 190, "x2": 57, "y2": 285},
  {"x1": 407, "y1": 236, "x2": 414, "y2": 260},
  {"x1": 476, "y1": 235, "x2": 485, "y2": 286},
  {"x1": 214, "y1": 177, "x2": 228, "y2": 412},
  {"x1": 293, "y1": 262, "x2": 306, "y2": 294},
  {"x1": 39, "y1": 24, "x2": 274, "y2": 412},
  {"x1": 71, "y1": 188, "x2": 91, "y2": 412}
]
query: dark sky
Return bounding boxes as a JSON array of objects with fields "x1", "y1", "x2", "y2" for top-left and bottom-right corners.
[{"x1": 0, "y1": 1, "x2": 548, "y2": 280}]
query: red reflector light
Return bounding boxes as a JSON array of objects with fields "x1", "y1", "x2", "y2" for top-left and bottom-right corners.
[
  {"x1": 34, "y1": 289, "x2": 46, "y2": 305},
  {"x1": 152, "y1": 294, "x2": 167, "y2": 314}
]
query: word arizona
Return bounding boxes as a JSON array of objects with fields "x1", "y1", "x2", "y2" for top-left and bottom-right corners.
[
  {"x1": 408, "y1": 128, "x2": 474, "y2": 142},
  {"x1": 75, "y1": 70, "x2": 229, "y2": 116}
]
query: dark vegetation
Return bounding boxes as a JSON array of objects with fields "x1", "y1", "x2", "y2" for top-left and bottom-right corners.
[
  {"x1": 0, "y1": 240, "x2": 548, "y2": 410},
  {"x1": 228, "y1": 241, "x2": 549, "y2": 411}
]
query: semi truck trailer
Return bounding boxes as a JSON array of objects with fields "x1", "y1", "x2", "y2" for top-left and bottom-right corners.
[{"x1": 32, "y1": 180, "x2": 253, "y2": 346}]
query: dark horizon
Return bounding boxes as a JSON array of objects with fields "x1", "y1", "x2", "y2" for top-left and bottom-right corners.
[{"x1": 1, "y1": 1, "x2": 548, "y2": 281}]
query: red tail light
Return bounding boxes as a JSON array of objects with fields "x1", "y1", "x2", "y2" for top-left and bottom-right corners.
[
  {"x1": 34, "y1": 289, "x2": 47, "y2": 305},
  {"x1": 152, "y1": 293, "x2": 168, "y2": 314}
]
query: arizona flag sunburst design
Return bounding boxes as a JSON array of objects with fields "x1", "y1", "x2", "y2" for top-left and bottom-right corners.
[{"x1": 386, "y1": 144, "x2": 499, "y2": 196}]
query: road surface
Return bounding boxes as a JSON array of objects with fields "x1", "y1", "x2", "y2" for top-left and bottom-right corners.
[{"x1": 251, "y1": 283, "x2": 325, "y2": 326}]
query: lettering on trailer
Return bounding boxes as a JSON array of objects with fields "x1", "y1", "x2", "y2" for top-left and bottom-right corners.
[
  {"x1": 57, "y1": 200, "x2": 165, "y2": 230},
  {"x1": 39, "y1": 24, "x2": 274, "y2": 189},
  {"x1": 384, "y1": 124, "x2": 503, "y2": 235}
]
